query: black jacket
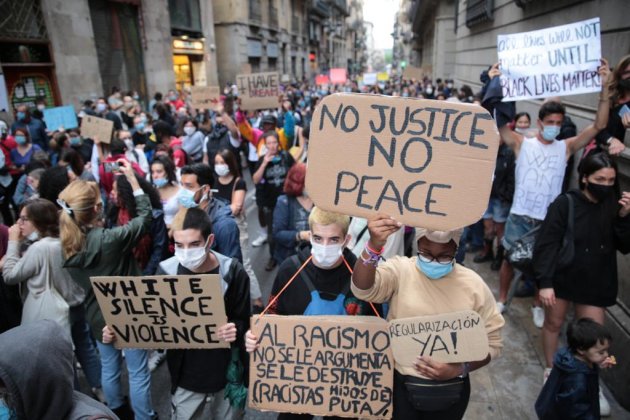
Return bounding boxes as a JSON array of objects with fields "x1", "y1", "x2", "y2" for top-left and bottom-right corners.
[
  {"x1": 491, "y1": 143, "x2": 515, "y2": 203},
  {"x1": 157, "y1": 252, "x2": 250, "y2": 393},
  {"x1": 595, "y1": 101, "x2": 630, "y2": 147},
  {"x1": 535, "y1": 347, "x2": 599, "y2": 419},
  {"x1": 533, "y1": 190, "x2": 630, "y2": 306}
]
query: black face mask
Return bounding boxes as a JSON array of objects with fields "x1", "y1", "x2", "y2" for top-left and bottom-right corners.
[
  {"x1": 586, "y1": 182, "x2": 614, "y2": 202},
  {"x1": 618, "y1": 78, "x2": 630, "y2": 91}
]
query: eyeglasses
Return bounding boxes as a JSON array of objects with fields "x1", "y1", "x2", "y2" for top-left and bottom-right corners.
[
  {"x1": 17, "y1": 215, "x2": 29, "y2": 223},
  {"x1": 417, "y1": 250, "x2": 455, "y2": 265}
]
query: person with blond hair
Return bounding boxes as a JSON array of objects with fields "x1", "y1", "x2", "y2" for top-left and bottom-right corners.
[{"x1": 59, "y1": 160, "x2": 155, "y2": 420}]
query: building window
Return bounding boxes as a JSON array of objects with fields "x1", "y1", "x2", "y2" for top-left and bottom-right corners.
[
  {"x1": 269, "y1": 0, "x2": 278, "y2": 29},
  {"x1": 465, "y1": 0, "x2": 493, "y2": 28},
  {"x1": 268, "y1": 57, "x2": 277, "y2": 71},
  {"x1": 168, "y1": 0, "x2": 202, "y2": 33},
  {"x1": 249, "y1": 0, "x2": 262, "y2": 23},
  {"x1": 0, "y1": 0, "x2": 48, "y2": 40},
  {"x1": 249, "y1": 57, "x2": 261, "y2": 73}
]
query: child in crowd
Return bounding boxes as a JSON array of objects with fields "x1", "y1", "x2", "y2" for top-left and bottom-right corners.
[{"x1": 535, "y1": 318, "x2": 617, "y2": 419}]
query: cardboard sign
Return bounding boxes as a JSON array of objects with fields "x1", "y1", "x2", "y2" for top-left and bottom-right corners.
[
  {"x1": 236, "y1": 72, "x2": 280, "y2": 110},
  {"x1": 389, "y1": 311, "x2": 489, "y2": 371},
  {"x1": 330, "y1": 68, "x2": 347, "y2": 85},
  {"x1": 363, "y1": 73, "x2": 377, "y2": 86},
  {"x1": 403, "y1": 66, "x2": 423, "y2": 80},
  {"x1": 305, "y1": 93, "x2": 499, "y2": 231},
  {"x1": 249, "y1": 315, "x2": 393, "y2": 419},
  {"x1": 90, "y1": 275, "x2": 229, "y2": 349},
  {"x1": 190, "y1": 86, "x2": 221, "y2": 110},
  {"x1": 80, "y1": 115, "x2": 114, "y2": 144},
  {"x1": 43, "y1": 106, "x2": 78, "y2": 130},
  {"x1": 498, "y1": 17, "x2": 601, "y2": 101},
  {"x1": 315, "y1": 74, "x2": 330, "y2": 86}
]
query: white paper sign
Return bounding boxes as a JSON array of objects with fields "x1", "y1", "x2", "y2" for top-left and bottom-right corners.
[
  {"x1": 363, "y1": 72, "x2": 377, "y2": 86},
  {"x1": 497, "y1": 17, "x2": 601, "y2": 102}
]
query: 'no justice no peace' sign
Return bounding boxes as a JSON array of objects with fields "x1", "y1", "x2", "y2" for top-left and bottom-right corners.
[{"x1": 305, "y1": 93, "x2": 500, "y2": 231}]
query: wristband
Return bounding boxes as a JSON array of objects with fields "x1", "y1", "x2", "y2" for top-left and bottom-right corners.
[
  {"x1": 361, "y1": 246, "x2": 382, "y2": 268},
  {"x1": 366, "y1": 242, "x2": 384, "y2": 255},
  {"x1": 606, "y1": 137, "x2": 614, "y2": 145}
]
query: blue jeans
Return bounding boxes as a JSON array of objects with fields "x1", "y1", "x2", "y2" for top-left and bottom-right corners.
[
  {"x1": 95, "y1": 341, "x2": 155, "y2": 419},
  {"x1": 70, "y1": 304, "x2": 101, "y2": 390}
]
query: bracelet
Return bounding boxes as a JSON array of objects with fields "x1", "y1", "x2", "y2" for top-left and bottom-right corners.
[
  {"x1": 366, "y1": 242, "x2": 384, "y2": 255},
  {"x1": 361, "y1": 246, "x2": 382, "y2": 268}
]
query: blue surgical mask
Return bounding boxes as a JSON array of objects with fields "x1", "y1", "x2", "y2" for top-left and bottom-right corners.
[
  {"x1": 416, "y1": 256, "x2": 454, "y2": 280},
  {"x1": 177, "y1": 188, "x2": 198, "y2": 208},
  {"x1": 153, "y1": 178, "x2": 168, "y2": 188},
  {"x1": 70, "y1": 136, "x2": 81, "y2": 145},
  {"x1": 135, "y1": 122, "x2": 145, "y2": 132},
  {"x1": 96, "y1": 103, "x2": 107, "y2": 113},
  {"x1": 15, "y1": 135, "x2": 26, "y2": 145},
  {"x1": 16, "y1": 111, "x2": 26, "y2": 121},
  {"x1": 542, "y1": 125, "x2": 560, "y2": 141},
  {"x1": 271, "y1": 156, "x2": 281, "y2": 164}
]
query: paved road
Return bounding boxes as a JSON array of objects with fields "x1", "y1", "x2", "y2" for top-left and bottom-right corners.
[{"x1": 79, "y1": 166, "x2": 629, "y2": 419}]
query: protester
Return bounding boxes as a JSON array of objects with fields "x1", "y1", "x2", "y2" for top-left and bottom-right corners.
[
  {"x1": 535, "y1": 318, "x2": 617, "y2": 419},
  {"x1": 252, "y1": 131, "x2": 295, "y2": 271},
  {"x1": 1, "y1": 199, "x2": 104, "y2": 402},
  {"x1": 179, "y1": 163, "x2": 242, "y2": 261},
  {"x1": 13, "y1": 164, "x2": 45, "y2": 207},
  {"x1": 95, "y1": 97, "x2": 123, "y2": 131},
  {"x1": 10, "y1": 105, "x2": 48, "y2": 151},
  {"x1": 595, "y1": 54, "x2": 630, "y2": 156},
  {"x1": 203, "y1": 106, "x2": 241, "y2": 171},
  {"x1": 180, "y1": 117, "x2": 205, "y2": 163},
  {"x1": 212, "y1": 148, "x2": 263, "y2": 310},
  {"x1": 10, "y1": 128, "x2": 42, "y2": 175},
  {"x1": 487, "y1": 60, "x2": 611, "y2": 327},
  {"x1": 150, "y1": 154, "x2": 181, "y2": 226},
  {"x1": 0, "y1": 320, "x2": 116, "y2": 420},
  {"x1": 151, "y1": 207, "x2": 250, "y2": 419},
  {"x1": 60, "y1": 163, "x2": 156, "y2": 419},
  {"x1": 533, "y1": 153, "x2": 630, "y2": 413},
  {"x1": 351, "y1": 216, "x2": 504, "y2": 419},
  {"x1": 272, "y1": 162, "x2": 313, "y2": 265}
]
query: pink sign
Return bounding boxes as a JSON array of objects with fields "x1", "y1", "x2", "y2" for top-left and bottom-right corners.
[
  {"x1": 315, "y1": 74, "x2": 330, "y2": 85},
  {"x1": 329, "y1": 68, "x2": 347, "y2": 84}
]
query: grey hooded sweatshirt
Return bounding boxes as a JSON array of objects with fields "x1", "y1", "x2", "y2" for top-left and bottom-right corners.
[{"x1": 0, "y1": 320, "x2": 117, "y2": 419}]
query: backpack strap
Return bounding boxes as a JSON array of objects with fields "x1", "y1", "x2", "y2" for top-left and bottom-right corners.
[{"x1": 289, "y1": 255, "x2": 316, "y2": 292}]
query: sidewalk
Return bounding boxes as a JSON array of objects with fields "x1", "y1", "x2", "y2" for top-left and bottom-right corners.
[{"x1": 462, "y1": 254, "x2": 628, "y2": 419}]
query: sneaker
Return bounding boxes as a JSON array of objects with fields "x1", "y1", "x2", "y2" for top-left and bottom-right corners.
[
  {"x1": 92, "y1": 387, "x2": 106, "y2": 403},
  {"x1": 252, "y1": 234, "x2": 268, "y2": 247},
  {"x1": 532, "y1": 306, "x2": 545, "y2": 329},
  {"x1": 496, "y1": 302, "x2": 506, "y2": 314},
  {"x1": 599, "y1": 389, "x2": 611, "y2": 417},
  {"x1": 543, "y1": 367, "x2": 552, "y2": 384},
  {"x1": 148, "y1": 350, "x2": 166, "y2": 372}
]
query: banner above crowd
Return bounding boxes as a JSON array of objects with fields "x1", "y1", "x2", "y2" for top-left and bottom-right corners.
[{"x1": 498, "y1": 17, "x2": 602, "y2": 101}]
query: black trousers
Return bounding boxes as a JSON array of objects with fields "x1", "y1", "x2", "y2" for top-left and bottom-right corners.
[{"x1": 393, "y1": 371, "x2": 471, "y2": 420}]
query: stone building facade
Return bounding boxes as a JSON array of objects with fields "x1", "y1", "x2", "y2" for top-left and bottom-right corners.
[{"x1": 408, "y1": 0, "x2": 630, "y2": 408}]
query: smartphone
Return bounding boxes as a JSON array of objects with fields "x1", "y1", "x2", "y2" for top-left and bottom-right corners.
[
  {"x1": 619, "y1": 104, "x2": 630, "y2": 118},
  {"x1": 104, "y1": 162, "x2": 120, "y2": 173}
]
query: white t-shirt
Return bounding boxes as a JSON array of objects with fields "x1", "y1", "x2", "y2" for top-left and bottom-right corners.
[{"x1": 510, "y1": 136, "x2": 566, "y2": 221}]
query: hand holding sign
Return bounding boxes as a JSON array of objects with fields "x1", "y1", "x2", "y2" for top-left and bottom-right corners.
[
  {"x1": 413, "y1": 356, "x2": 464, "y2": 381},
  {"x1": 367, "y1": 213, "x2": 402, "y2": 249}
]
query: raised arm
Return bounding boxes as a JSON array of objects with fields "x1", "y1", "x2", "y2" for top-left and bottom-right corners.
[
  {"x1": 566, "y1": 58, "x2": 612, "y2": 155},
  {"x1": 488, "y1": 63, "x2": 523, "y2": 155}
]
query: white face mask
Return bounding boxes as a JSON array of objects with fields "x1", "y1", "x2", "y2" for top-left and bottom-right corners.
[
  {"x1": 311, "y1": 240, "x2": 343, "y2": 268},
  {"x1": 183, "y1": 126, "x2": 196, "y2": 136},
  {"x1": 175, "y1": 242, "x2": 209, "y2": 271},
  {"x1": 27, "y1": 231, "x2": 39, "y2": 242},
  {"x1": 215, "y1": 164, "x2": 230, "y2": 177}
]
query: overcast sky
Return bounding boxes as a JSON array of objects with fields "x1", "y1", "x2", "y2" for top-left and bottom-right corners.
[{"x1": 363, "y1": 0, "x2": 399, "y2": 50}]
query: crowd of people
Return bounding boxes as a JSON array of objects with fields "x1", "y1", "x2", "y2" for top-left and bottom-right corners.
[{"x1": 0, "y1": 53, "x2": 628, "y2": 420}]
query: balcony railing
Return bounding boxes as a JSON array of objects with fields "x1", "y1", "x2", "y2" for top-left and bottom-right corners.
[{"x1": 466, "y1": 0, "x2": 493, "y2": 27}]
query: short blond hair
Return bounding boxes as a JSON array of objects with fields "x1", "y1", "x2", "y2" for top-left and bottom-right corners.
[{"x1": 308, "y1": 207, "x2": 350, "y2": 236}]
